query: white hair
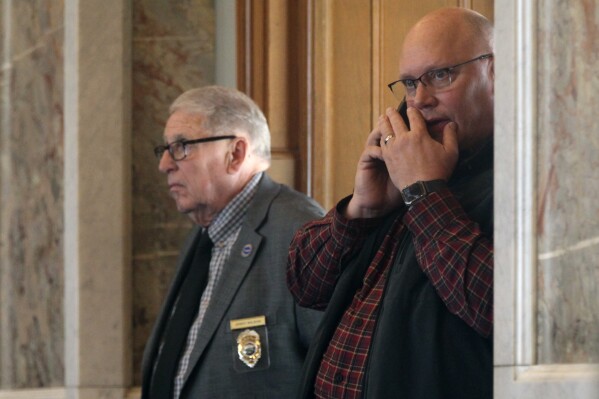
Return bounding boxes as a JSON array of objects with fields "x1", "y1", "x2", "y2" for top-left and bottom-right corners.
[{"x1": 170, "y1": 86, "x2": 271, "y2": 162}]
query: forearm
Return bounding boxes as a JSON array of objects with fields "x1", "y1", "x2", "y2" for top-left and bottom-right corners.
[
  {"x1": 405, "y1": 189, "x2": 494, "y2": 337},
  {"x1": 287, "y1": 197, "x2": 382, "y2": 309}
]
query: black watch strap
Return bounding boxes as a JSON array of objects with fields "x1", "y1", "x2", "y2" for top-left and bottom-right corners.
[{"x1": 400, "y1": 179, "x2": 447, "y2": 206}]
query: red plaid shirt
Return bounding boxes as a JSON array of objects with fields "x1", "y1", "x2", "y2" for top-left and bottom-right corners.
[{"x1": 287, "y1": 189, "x2": 493, "y2": 398}]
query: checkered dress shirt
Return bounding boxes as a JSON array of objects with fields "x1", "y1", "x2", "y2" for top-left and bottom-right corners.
[
  {"x1": 172, "y1": 172, "x2": 262, "y2": 399},
  {"x1": 287, "y1": 189, "x2": 493, "y2": 398}
]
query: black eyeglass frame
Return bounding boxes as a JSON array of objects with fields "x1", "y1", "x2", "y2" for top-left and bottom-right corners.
[
  {"x1": 387, "y1": 53, "x2": 494, "y2": 98},
  {"x1": 154, "y1": 135, "x2": 237, "y2": 161}
]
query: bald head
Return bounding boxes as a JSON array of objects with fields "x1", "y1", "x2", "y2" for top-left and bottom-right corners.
[
  {"x1": 401, "y1": 8, "x2": 493, "y2": 72},
  {"x1": 412, "y1": 7, "x2": 492, "y2": 43}
]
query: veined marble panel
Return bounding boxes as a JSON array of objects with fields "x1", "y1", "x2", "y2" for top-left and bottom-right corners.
[
  {"x1": 133, "y1": 0, "x2": 214, "y2": 38},
  {"x1": 0, "y1": 0, "x2": 64, "y2": 388},
  {"x1": 10, "y1": 0, "x2": 63, "y2": 58},
  {"x1": 536, "y1": 0, "x2": 599, "y2": 365},
  {"x1": 131, "y1": 0, "x2": 215, "y2": 385}
]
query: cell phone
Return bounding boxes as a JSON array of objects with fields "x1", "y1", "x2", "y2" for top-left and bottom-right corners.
[{"x1": 397, "y1": 97, "x2": 410, "y2": 129}]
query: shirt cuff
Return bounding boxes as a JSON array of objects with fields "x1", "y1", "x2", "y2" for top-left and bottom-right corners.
[
  {"x1": 331, "y1": 195, "x2": 386, "y2": 248},
  {"x1": 404, "y1": 188, "x2": 468, "y2": 238}
]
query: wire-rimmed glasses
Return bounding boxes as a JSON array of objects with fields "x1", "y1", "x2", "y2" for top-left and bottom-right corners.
[{"x1": 387, "y1": 53, "x2": 493, "y2": 99}]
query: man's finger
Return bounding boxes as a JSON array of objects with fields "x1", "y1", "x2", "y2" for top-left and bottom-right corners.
[{"x1": 441, "y1": 121, "x2": 459, "y2": 155}]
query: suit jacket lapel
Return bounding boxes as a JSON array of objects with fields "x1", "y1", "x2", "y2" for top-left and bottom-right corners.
[{"x1": 181, "y1": 174, "x2": 281, "y2": 385}]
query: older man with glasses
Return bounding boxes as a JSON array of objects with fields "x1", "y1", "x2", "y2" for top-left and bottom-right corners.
[
  {"x1": 288, "y1": 7, "x2": 494, "y2": 399},
  {"x1": 141, "y1": 85, "x2": 324, "y2": 399}
]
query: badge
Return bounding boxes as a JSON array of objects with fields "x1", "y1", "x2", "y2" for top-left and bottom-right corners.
[
  {"x1": 230, "y1": 315, "x2": 270, "y2": 372},
  {"x1": 236, "y1": 329, "x2": 262, "y2": 368}
]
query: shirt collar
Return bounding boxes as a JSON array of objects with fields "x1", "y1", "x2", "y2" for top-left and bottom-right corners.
[{"x1": 207, "y1": 172, "x2": 263, "y2": 244}]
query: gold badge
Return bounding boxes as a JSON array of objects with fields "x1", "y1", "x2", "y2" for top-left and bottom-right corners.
[{"x1": 236, "y1": 329, "x2": 262, "y2": 368}]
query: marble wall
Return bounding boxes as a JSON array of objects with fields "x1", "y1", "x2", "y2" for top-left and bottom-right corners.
[
  {"x1": 536, "y1": 0, "x2": 599, "y2": 365},
  {"x1": 130, "y1": 0, "x2": 215, "y2": 385},
  {"x1": 0, "y1": 0, "x2": 65, "y2": 389},
  {"x1": 0, "y1": 0, "x2": 217, "y2": 390}
]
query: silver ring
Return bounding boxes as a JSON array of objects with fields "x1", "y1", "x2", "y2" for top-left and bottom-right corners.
[{"x1": 384, "y1": 134, "x2": 394, "y2": 145}]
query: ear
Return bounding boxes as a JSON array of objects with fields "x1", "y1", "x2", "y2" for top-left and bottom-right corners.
[{"x1": 226, "y1": 137, "x2": 248, "y2": 173}]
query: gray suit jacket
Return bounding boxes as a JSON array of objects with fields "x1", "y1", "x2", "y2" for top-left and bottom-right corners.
[{"x1": 141, "y1": 174, "x2": 325, "y2": 399}]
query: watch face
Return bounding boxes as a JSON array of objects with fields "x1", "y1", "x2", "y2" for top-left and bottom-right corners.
[{"x1": 401, "y1": 181, "x2": 426, "y2": 205}]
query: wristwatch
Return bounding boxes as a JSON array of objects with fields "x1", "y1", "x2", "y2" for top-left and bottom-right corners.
[{"x1": 400, "y1": 179, "x2": 447, "y2": 206}]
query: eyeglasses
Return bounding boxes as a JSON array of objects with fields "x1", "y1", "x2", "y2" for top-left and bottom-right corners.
[
  {"x1": 388, "y1": 53, "x2": 493, "y2": 99},
  {"x1": 154, "y1": 135, "x2": 237, "y2": 161}
]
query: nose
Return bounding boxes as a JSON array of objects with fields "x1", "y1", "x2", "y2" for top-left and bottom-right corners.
[
  {"x1": 411, "y1": 82, "x2": 436, "y2": 110},
  {"x1": 158, "y1": 151, "x2": 177, "y2": 173}
]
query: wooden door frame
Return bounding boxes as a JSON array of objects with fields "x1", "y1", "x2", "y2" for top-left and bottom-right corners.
[{"x1": 236, "y1": 0, "x2": 312, "y2": 195}]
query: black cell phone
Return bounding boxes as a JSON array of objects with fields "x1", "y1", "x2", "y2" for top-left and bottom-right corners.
[{"x1": 397, "y1": 97, "x2": 410, "y2": 129}]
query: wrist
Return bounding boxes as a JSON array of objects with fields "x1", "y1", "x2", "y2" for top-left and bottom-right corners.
[{"x1": 344, "y1": 197, "x2": 390, "y2": 219}]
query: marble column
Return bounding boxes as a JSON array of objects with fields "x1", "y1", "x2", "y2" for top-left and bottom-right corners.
[
  {"x1": 535, "y1": 0, "x2": 599, "y2": 365},
  {"x1": 0, "y1": 0, "x2": 65, "y2": 390},
  {"x1": 494, "y1": 0, "x2": 599, "y2": 397},
  {"x1": 63, "y1": 0, "x2": 132, "y2": 398}
]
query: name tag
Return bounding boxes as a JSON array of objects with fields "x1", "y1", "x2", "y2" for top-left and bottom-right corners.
[{"x1": 230, "y1": 315, "x2": 266, "y2": 330}]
